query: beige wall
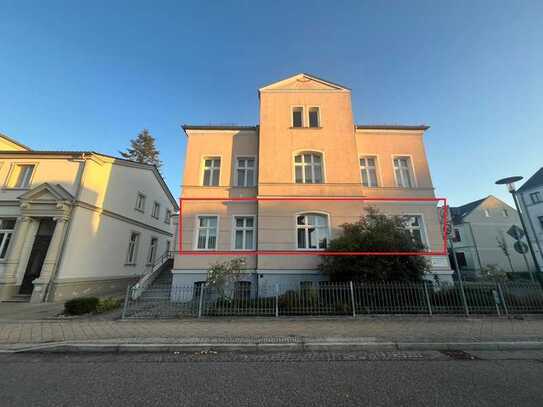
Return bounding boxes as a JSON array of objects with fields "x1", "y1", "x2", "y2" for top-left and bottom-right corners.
[{"x1": 176, "y1": 74, "x2": 446, "y2": 276}]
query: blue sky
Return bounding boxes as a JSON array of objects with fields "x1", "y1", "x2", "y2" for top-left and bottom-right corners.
[{"x1": 1, "y1": 0, "x2": 542, "y2": 207}]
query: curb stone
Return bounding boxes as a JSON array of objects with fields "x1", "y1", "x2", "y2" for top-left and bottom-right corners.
[{"x1": 3, "y1": 340, "x2": 543, "y2": 354}]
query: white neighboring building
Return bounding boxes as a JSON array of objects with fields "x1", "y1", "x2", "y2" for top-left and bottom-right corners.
[
  {"x1": 449, "y1": 195, "x2": 536, "y2": 278},
  {"x1": 0, "y1": 133, "x2": 178, "y2": 303},
  {"x1": 517, "y1": 168, "x2": 543, "y2": 270}
]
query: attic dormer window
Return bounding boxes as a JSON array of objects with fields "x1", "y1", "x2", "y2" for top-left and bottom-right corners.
[{"x1": 292, "y1": 107, "x2": 303, "y2": 128}]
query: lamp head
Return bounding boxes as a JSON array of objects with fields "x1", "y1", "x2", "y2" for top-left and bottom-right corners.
[{"x1": 496, "y1": 176, "x2": 523, "y2": 193}]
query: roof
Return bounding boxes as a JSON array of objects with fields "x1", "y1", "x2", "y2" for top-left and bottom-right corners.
[
  {"x1": 518, "y1": 167, "x2": 543, "y2": 192},
  {"x1": 259, "y1": 73, "x2": 350, "y2": 92},
  {"x1": 356, "y1": 124, "x2": 430, "y2": 131},
  {"x1": 449, "y1": 197, "x2": 487, "y2": 224},
  {"x1": 0, "y1": 132, "x2": 32, "y2": 151},
  {"x1": 182, "y1": 124, "x2": 258, "y2": 131}
]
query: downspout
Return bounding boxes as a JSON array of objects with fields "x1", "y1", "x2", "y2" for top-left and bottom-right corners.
[
  {"x1": 465, "y1": 222, "x2": 483, "y2": 273},
  {"x1": 44, "y1": 156, "x2": 88, "y2": 302},
  {"x1": 519, "y1": 191, "x2": 543, "y2": 271}
]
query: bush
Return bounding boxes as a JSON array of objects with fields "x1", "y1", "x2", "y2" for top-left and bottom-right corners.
[
  {"x1": 64, "y1": 297, "x2": 99, "y2": 315},
  {"x1": 96, "y1": 297, "x2": 122, "y2": 313}
]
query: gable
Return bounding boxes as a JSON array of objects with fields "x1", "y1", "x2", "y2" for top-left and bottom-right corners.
[
  {"x1": 18, "y1": 183, "x2": 74, "y2": 202},
  {"x1": 0, "y1": 133, "x2": 31, "y2": 151},
  {"x1": 259, "y1": 73, "x2": 349, "y2": 92}
]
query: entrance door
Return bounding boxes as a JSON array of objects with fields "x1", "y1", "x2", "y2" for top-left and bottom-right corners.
[{"x1": 19, "y1": 219, "x2": 56, "y2": 294}]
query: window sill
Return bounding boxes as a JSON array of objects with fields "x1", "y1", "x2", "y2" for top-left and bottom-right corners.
[
  {"x1": 134, "y1": 208, "x2": 145, "y2": 213},
  {"x1": 124, "y1": 263, "x2": 137, "y2": 267},
  {"x1": 3, "y1": 187, "x2": 30, "y2": 191},
  {"x1": 151, "y1": 216, "x2": 159, "y2": 220},
  {"x1": 289, "y1": 127, "x2": 322, "y2": 130}
]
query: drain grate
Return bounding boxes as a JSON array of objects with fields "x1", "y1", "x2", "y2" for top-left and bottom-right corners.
[{"x1": 440, "y1": 350, "x2": 478, "y2": 360}]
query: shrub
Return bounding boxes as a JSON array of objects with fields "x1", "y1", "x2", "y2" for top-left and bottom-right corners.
[
  {"x1": 96, "y1": 297, "x2": 122, "y2": 313},
  {"x1": 64, "y1": 297, "x2": 99, "y2": 315}
]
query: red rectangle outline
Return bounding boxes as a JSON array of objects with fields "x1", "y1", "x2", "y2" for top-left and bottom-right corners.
[{"x1": 178, "y1": 197, "x2": 448, "y2": 256}]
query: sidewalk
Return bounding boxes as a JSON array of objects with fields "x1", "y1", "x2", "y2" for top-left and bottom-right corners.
[{"x1": 1, "y1": 316, "x2": 543, "y2": 352}]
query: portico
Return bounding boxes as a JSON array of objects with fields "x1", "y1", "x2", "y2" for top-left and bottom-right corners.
[{"x1": 0, "y1": 183, "x2": 73, "y2": 303}]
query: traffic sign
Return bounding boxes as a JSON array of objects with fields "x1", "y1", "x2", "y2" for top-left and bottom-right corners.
[{"x1": 507, "y1": 225, "x2": 525, "y2": 241}]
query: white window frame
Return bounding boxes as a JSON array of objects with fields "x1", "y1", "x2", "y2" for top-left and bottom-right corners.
[
  {"x1": 232, "y1": 215, "x2": 256, "y2": 251},
  {"x1": 5, "y1": 162, "x2": 37, "y2": 189},
  {"x1": 392, "y1": 155, "x2": 416, "y2": 188},
  {"x1": 359, "y1": 155, "x2": 380, "y2": 187},
  {"x1": 125, "y1": 231, "x2": 140, "y2": 265},
  {"x1": 295, "y1": 212, "x2": 331, "y2": 251},
  {"x1": 293, "y1": 151, "x2": 324, "y2": 184},
  {"x1": 483, "y1": 209, "x2": 490, "y2": 217},
  {"x1": 308, "y1": 107, "x2": 320, "y2": 128},
  {"x1": 201, "y1": 156, "x2": 221, "y2": 186},
  {"x1": 234, "y1": 156, "x2": 257, "y2": 187},
  {"x1": 291, "y1": 106, "x2": 304, "y2": 128},
  {"x1": 0, "y1": 218, "x2": 16, "y2": 260},
  {"x1": 402, "y1": 214, "x2": 429, "y2": 249},
  {"x1": 146, "y1": 236, "x2": 158, "y2": 265},
  {"x1": 530, "y1": 192, "x2": 542, "y2": 204},
  {"x1": 164, "y1": 209, "x2": 172, "y2": 224},
  {"x1": 502, "y1": 208, "x2": 509, "y2": 217},
  {"x1": 194, "y1": 215, "x2": 219, "y2": 250},
  {"x1": 152, "y1": 201, "x2": 160, "y2": 219},
  {"x1": 135, "y1": 193, "x2": 146, "y2": 212}
]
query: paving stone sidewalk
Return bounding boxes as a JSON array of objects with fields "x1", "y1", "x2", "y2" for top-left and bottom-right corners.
[{"x1": 0, "y1": 317, "x2": 542, "y2": 346}]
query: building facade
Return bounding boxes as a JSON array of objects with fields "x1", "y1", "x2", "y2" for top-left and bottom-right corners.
[
  {"x1": 173, "y1": 74, "x2": 452, "y2": 295},
  {"x1": 449, "y1": 195, "x2": 536, "y2": 278},
  {"x1": 0, "y1": 134, "x2": 177, "y2": 303},
  {"x1": 517, "y1": 168, "x2": 543, "y2": 269}
]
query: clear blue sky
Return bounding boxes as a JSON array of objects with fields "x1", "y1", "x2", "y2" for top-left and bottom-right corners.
[{"x1": 1, "y1": 0, "x2": 542, "y2": 207}]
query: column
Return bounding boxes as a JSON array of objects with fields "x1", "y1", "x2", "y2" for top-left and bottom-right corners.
[{"x1": 30, "y1": 217, "x2": 68, "y2": 303}]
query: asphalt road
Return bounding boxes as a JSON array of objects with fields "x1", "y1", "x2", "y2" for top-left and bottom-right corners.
[{"x1": 1, "y1": 350, "x2": 543, "y2": 406}]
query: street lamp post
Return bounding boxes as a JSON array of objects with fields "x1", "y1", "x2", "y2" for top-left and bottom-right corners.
[{"x1": 495, "y1": 176, "x2": 541, "y2": 274}]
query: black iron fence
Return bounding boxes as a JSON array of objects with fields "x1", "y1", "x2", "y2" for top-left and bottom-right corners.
[{"x1": 121, "y1": 280, "x2": 543, "y2": 319}]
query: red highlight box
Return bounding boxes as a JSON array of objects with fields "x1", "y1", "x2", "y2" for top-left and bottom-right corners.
[{"x1": 178, "y1": 197, "x2": 448, "y2": 256}]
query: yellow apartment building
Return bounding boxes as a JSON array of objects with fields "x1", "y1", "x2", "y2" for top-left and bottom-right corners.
[{"x1": 173, "y1": 73, "x2": 452, "y2": 295}]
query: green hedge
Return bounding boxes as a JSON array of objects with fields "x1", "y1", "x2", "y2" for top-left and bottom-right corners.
[{"x1": 64, "y1": 297, "x2": 99, "y2": 315}]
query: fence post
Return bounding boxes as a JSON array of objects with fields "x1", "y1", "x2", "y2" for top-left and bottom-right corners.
[
  {"x1": 121, "y1": 284, "x2": 132, "y2": 319},
  {"x1": 458, "y1": 280, "x2": 470, "y2": 317},
  {"x1": 275, "y1": 283, "x2": 279, "y2": 318},
  {"x1": 496, "y1": 283, "x2": 508, "y2": 316},
  {"x1": 349, "y1": 281, "x2": 356, "y2": 317},
  {"x1": 423, "y1": 281, "x2": 432, "y2": 316},
  {"x1": 198, "y1": 285, "x2": 205, "y2": 318}
]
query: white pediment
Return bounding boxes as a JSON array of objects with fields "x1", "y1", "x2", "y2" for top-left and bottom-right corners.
[
  {"x1": 18, "y1": 183, "x2": 74, "y2": 203},
  {"x1": 259, "y1": 73, "x2": 350, "y2": 92}
]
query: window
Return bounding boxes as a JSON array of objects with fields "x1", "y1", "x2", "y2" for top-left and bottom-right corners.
[
  {"x1": 8, "y1": 164, "x2": 35, "y2": 188},
  {"x1": 360, "y1": 156, "x2": 378, "y2": 187},
  {"x1": 152, "y1": 202, "x2": 160, "y2": 219},
  {"x1": 308, "y1": 107, "x2": 320, "y2": 128},
  {"x1": 236, "y1": 157, "x2": 256, "y2": 187},
  {"x1": 165, "y1": 209, "x2": 172, "y2": 224},
  {"x1": 502, "y1": 208, "x2": 509, "y2": 217},
  {"x1": 193, "y1": 281, "x2": 206, "y2": 299},
  {"x1": 453, "y1": 228, "x2": 461, "y2": 242},
  {"x1": 234, "y1": 281, "x2": 251, "y2": 300},
  {"x1": 0, "y1": 219, "x2": 16, "y2": 260},
  {"x1": 531, "y1": 192, "x2": 542, "y2": 204},
  {"x1": 126, "y1": 232, "x2": 140, "y2": 264},
  {"x1": 403, "y1": 215, "x2": 427, "y2": 248},
  {"x1": 292, "y1": 107, "x2": 303, "y2": 128},
  {"x1": 296, "y1": 213, "x2": 329, "y2": 250},
  {"x1": 539, "y1": 216, "x2": 543, "y2": 230},
  {"x1": 135, "y1": 193, "x2": 146, "y2": 212},
  {"x1": 147, "y1": 237, "x2": 158, "y2": 265},
  {"x1": 294, "y1": 153, "x2": 323, "y2": 184},
  {"x1": 455, "y1": 252, "x2": 467, "y2": 269},
  {"x1": 202, "y1": 158, "x2": 221, "y2": 186},
  {"x1": 233, "y1": 216, "x2": 255, "y2": 250},
  {"x1": 196, "y1": 216, "x2": 218, "y2": 250},
  {"x1": 483, "y1": 209, "x2": 490, "y2": 217},
  {"x1": 393, "y1": 157, "x2": 413, "y2": 188}
]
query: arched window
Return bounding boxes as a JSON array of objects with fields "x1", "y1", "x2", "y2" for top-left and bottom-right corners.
[
  {"x1": 296, "y1": 213, "x2": 329, "y2": 250},
  {"x1": 294, "y1": 152, "x2": 323, "y2": 184}
]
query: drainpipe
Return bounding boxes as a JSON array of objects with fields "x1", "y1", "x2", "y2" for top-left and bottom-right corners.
[{"x1": 44, "y1": 156, "x2": 88, "y2": 302}]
